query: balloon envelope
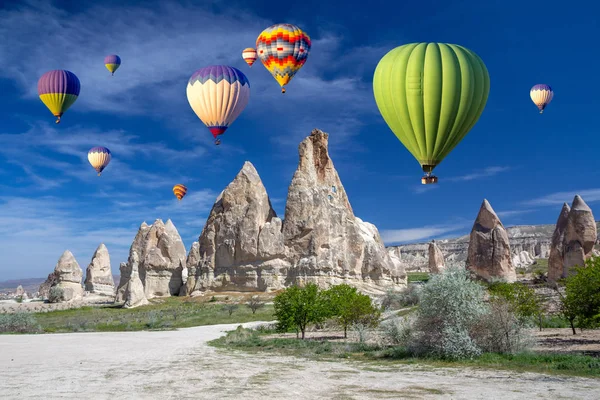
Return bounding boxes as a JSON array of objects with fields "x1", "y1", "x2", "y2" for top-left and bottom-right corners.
[
  {"x1": 173, "y1": 184, "x2": 187, "y2": 201},
  {"x1": 37, "y1": 70, "x2": 81, "y2": 123},
  {"x1": 242, "y1": 48, "x2": 257, "y2": 67},
  {"x1": 104, "y1": 55, "x2": 121, "y2": 75},
  {"x1": 530, "y1": 84, "x2": 553, "y2": 113},
  {"x1": 256, "y1": 23, "x2": 311, "y2": 93},
  {"x1": 88, "y1": 147, "x2": 111, "y2": 176},
  {"x1": 186, "y1": 65, "x2": 250, "y2": 140},
  {"x1": 373, "y1": 42, "x2": 490, "y2": 175}
]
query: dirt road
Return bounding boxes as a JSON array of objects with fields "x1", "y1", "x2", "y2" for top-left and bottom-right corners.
[{"x1": 1, "y1": 323, "x2": 599, "y2": 399}]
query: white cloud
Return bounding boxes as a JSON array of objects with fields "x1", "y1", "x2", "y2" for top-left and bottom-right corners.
[
  {"x1": 446, "y1": 166, "x2": 512, "y2": 182},
  {"x1": 496, "y1": 209, "x2": 535, "y2": 218},
  {"x1": 380, "y1": 224, "x2": 468, "y2": 245},
  {"x1": 522, "y1": 189, "x2": 600, "y2": 207}
]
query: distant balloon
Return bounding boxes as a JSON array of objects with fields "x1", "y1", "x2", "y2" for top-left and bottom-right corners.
[
  {"x1": 256, "y1": 23, "x2": 311, "y2": 93},
  {"x1": 88, "y1": 147, "x2": 111, "y2": 176},
  {"x1": 37, "y1": 70, "x2": 81, "y2": 124},
  {"x1": 242, "y1": 48, "x2": 257, "y2": 67},
  {"x1": 373, "y1": 43, "x2": 490, "y2": 185},
  {"x1": 104, "y1": 55, "x2": 121, "y2": 76},
  {"x1": 186, "y1": 65, "x2": 250, "y2": 145},
  {"x1": 173, "y1": 184, "x2": 187, "y2": 201},
  {"x1": 530, "y1": 84, "x2": 553, "y2": 114}
]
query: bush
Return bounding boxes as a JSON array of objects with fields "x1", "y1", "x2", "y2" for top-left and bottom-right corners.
[
  {"x1": 15, "y1": 295, "x2": 24, "y2": 304},
  {"x1": 488, "y1": 281, "x2": 544, "y2": 329},
  {"x1": 222, "y1": 303, "x2": 239, "y2": 316},
  {"x1": 247, "y1": 296, "x2": 265, "y2": 314},
  {"x1": 409, "y1": 267, "x2": 489, "y2": 360},
  {"x1": 48, "y1": 286, "x2": 65, "y2": 303},
  {"x1": 0, "y1": 312, "x2": 41, "y2": 333},
  {"x1": 322, "y1": 284, "x2": 381, "y2": 338},
  {"x1": 471, "y1": 298, "x2": 534, "y2": 354},
  {"x1": 381, "y1": 315, "x2": 415, "y2": 346},
  {"x1": 381, "y1": 285, "x2": 420, "y2": 310}
]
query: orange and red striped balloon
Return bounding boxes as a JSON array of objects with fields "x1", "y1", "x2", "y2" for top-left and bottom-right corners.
[
  {"x1": 173, "y1": 184, "x2": 187, "y2": 201},
  {"x1": 242, "y1": 48, "x2": 257, "y2": 67}
]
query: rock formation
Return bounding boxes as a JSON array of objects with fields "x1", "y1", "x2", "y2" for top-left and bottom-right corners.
[
  {"x1": 281, "y1": 129, "x2": 403, "y2": 290},
  {"x1": 547, "y1": 195, "x2": 598, "y2": 281},
  {"x1": 187, "y1": 161, "x2": 290, "y2": 293},
  {"x1": 387, "y1": 224, "x2": 556, "y2": 272},
  {"x1": 428, "y1": 241, "x2": 445, "y2": 273},
  {"x1": 119, "y1": 220, "x2": 186, "y2": 299},
  {"x1": 84, "y1": 243, "x2": 115, "y2": 296},
  {"x1": 548, "y1": 203, "x2": 571, "y2": 282},
  {"x1": 466, "y1": 199, "x2": 516, "y2": 282},
  {"x1": 39, "y1": 272, "x2": 59, "y2": 300},
  {"x1": 185, "y1": 129, "x2": 405, "y2": 294},
  {"x1": 183, "y1": 242, "x2": 200, "y2": 294},
  {"x1": 48, "y1": 250, "x2": 84, "y2": 301},
  {"x1": 123, "y1": 252, "x2": 149, "y2": 309},
  {"x1": 512, "y1": 251, "x2": 535, "y2": 269},
  {"x1": 563, "y1": 195, "x2": 597, "y2": 276},
  {"x1": 14, "y1": 285, "x2": 27, "y2": 299}
]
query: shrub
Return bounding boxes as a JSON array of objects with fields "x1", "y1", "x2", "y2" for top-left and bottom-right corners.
[
  {"x1": 247, "y1": 296, "x2": 265, "y2": 314},
  {"x1": 410, "y1": 267, "x2": 489, "y2": 360},
  {"x1": 223, "y1": 303, "x2": 239, "y2": 316},
  {"x1": 15, "y1": 295, "x2": 24, "y2": 304},
  {"x1": 471, "y1": 298, "x2": 534, "y2": 354},
  {"x1": 381, "y1": 315, "x2": 415, "y2": 346},
  {"x1": 48, "y1": 286, "x2": 65, "y2": 303},
  {"x1": 273, "y1": 283, "x2": 328, "y2": 339},
  {"x1": 0, "y1": 312, "x2": 41, "y2": 333},
  {"x1": 322, "y1": 284, "x2": 381, "y2": 338},
  {"x1": 381, "y1": 285, "x2": 421, "y2": 310},
  {"x1": 488, "y1": 281, "x2": 544, "y2": 328}
]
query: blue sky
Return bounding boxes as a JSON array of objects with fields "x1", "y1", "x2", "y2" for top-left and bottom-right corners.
[{"x1": 0, "y1": 0, "x2": 599, "y2": 280}]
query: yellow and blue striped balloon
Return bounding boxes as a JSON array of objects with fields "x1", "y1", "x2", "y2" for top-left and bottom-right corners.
[{"x1": 37, "y1": 70, "x2": 80, "y2": 124}]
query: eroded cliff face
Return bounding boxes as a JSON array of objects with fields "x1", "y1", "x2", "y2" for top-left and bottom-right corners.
[{"x1": 184, "y1": 129, "x2": 405, "y2": 294}]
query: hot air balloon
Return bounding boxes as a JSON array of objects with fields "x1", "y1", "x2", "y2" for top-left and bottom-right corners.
[
  {"x1": 373, "y1": 43, "x2": 490, "y2": 185},
  {"x1": 173, "y1": 184, "x2": 187, "y2": 201},
  {"x1": 186, "y1": 65, "x2": 250, "y2": 145},
  {"x1": 242, "y1": 48, "x2": 257, "y2": 67},
  {"x1": 37, "y1": 70, "x2": 81, "y2": 124},
  {"x1": 256, "y1": 23, "x2": 311, "y2": 94},
  {"x1": 104, "y1": 55, "x2": 121, "y2": 76},
  {"x1": 530, "y1": 84, "x2": 553, "y2": 113},
  {"x1": 88, "y1": 147, "x2": 112, "y2": 176}
]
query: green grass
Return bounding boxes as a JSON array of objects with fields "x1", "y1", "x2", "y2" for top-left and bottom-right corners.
[
  {"x1": 26, "y1": 297, "x2": 274, "y2": 333},
  {"x1": 406, "y1": 272, "x2": 429, "y2": 283},
  {"x1": 211, "y1": 327, "x2": 600, "y2": 379}
]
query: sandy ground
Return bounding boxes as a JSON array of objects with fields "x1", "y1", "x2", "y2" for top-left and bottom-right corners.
[{"x1": 1, "y1": 323, "x2": 599, "y2": 400}]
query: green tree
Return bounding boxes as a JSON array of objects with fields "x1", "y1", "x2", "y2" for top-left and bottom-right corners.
[
  {"x1": 323, "y1": 284, "x2": 381, "y2": 338},
  {"x1": 559, "y1": 257, "x2": 600, "y2": 333},
  {"x1": 488, "y1": 281, "x2": 544, "y2": 330},
  {"x1": 273, "y1": 283, "x2": 328, "y2": 339}
]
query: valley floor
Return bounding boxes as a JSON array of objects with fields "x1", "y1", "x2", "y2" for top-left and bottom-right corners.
[{"x1": 1, "y1": 323, "x2": 599, "y2": 399}]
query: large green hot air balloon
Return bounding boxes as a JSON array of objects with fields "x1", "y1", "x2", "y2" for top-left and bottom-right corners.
[{"x1": 373, "y1": 43, "x2": 490, "y2": 184}]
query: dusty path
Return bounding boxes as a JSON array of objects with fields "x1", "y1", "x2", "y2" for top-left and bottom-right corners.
[{"x1": 1, "y1": 323, "x2": 599, "y2": 400}]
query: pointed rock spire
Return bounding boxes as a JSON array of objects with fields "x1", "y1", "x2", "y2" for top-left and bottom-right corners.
[
  {"x1": 84, "y1": 243, "x2": 115, "y2": 296},
  {"x1": 466, "y1": 199, "x2": 516, "y2": 282},
  {"x1": 548, "y1": 202, "x2": 571, "y2": 282}
]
